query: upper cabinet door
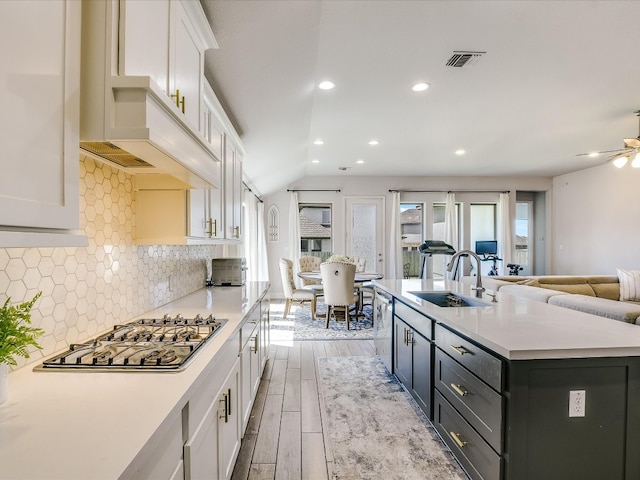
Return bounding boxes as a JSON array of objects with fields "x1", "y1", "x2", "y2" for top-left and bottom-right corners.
[
  {"x1": 0, "y1": 0, "x2": 81, "y2": 238},
  {"x1": 119, "y1": 0, "x2": 170, "y2": 92},
  {"x1": 170, "y1": 1, "x2": 204, "y2": 131}
]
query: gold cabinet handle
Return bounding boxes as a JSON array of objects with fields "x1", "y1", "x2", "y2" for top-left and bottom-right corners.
[
  {"x1": 251, "y1": 335, "x2": 258, "y2": 353},
  {"x1": 450, "y1": 383, "x2": 469, "y2": 397},
  {"x1": 212, "y1": 219, "x2": 217, "y2": 236},
  {"x1": 449, "y1": 431, "x2": 467, "y2": 448},
  {"x1": 206, "y1": 218, "x2": 213, "y2": 237},
  {"x1": 233, "y1": 225, "x2": 240, "y2": 238},
  {"x1": 226, "y1": 388, "x2": 231, "y2": 416},
  {"x1": 171, "y1": 89, "x2": 185, "y2": 113},
  {"x1": 403, "y1": 327, "x2": 408, "y2": 345},
  {"x1": 450, "y1": 345, "x2": 469, "y2": 355},
  {"x1": 407, "y1": 330, "x2": 414, "y2": 345},
  {"x1": 219, "y1": 393, "x2": 228, "y2": 422}
]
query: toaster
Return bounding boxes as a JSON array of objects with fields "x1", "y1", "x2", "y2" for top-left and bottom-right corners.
[{"x1": 211, "y1": 258, "x2": 247, "y2": 286}]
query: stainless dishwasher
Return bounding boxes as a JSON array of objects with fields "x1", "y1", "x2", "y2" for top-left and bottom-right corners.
[{"x1": 373, "y1": 288, "x2": 393, "y2": 372}]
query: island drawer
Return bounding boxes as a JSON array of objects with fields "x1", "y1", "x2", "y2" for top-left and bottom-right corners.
[
  {"x1": 435, "y1": 324, "x2": 503, "y2": 391},
  {"x1": 434, "y1": 390, "x2": 501, "y2": 480},
  {"x1": 394, "y1": 300, "x2": 433, "y2": 340},
  {"x1": 435, "y1": 348, "x2": 503, "y2": 453}
]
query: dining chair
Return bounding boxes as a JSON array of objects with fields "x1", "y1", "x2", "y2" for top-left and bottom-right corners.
[
  {"x1": 279, "y1": 258, "x2": 319, "y2": 318},
  {"x1": 320, "y1": 261, "x2": 359, "y2": 329},
  {"x1": 351, "y1": 256, "x2": 374, "y2": 314},
  {"x1": 298, "y1": 256, "x2": 324, "y2": 307}
]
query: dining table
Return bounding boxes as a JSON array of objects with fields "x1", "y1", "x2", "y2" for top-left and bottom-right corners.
[{"x1": 297, "y1": 271, "x2": 384, "y2": 317}]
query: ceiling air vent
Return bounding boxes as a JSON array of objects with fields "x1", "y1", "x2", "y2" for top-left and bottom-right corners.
[{"x1": 446, "y1": 51, "x2": 485, "y2": 68}]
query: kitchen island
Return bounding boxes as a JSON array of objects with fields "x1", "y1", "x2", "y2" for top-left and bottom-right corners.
[
  {"x1": 373, "y1": 278, "x2": 640, "y2": 480},
  {"x1": 0, "y1": 281, "x2": 270, "y2": 480}
]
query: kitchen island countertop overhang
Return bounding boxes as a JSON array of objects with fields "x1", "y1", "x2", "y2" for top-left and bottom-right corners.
[{"x1": 373, "y1": 278, "x2": 640, "y2": 360}]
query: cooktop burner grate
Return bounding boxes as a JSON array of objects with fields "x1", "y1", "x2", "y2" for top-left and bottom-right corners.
[{"x1": 36, "y1": 314, "x2": 227, "y2": 372}]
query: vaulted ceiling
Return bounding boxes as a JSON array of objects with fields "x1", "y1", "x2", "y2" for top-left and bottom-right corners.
[{"x1": 200, "y1": 0, "x2": 640, "y2": 196}]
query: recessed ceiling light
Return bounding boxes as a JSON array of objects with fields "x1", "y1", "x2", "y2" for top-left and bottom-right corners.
[
  {"x1": 588, "y1": 152, "x2": 600, "y2": 157},
  {"x1": 313, "y1": 139, "x2": 324, "y2": 145},
  {"x1": 318, "y1": 81, "x2": 335, "y2": 90},
  {"x1": 368, "y1": 140, "x2": 379, "y2": 146},
  {"x1": 455, "y1": 149, "x2": 466, "y2": 155},
  {"x1": 412, "y1": 82, "x2": 430, "y2": 92},
  {"x1": 311, "y1": 159, "x2": 320, "y2": 164},
  {"x1": 356, "y1": 159, "x2": 365, "y2": 164}
]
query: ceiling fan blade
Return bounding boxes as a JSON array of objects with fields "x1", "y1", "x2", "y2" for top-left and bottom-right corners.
[
  {"x1": 575, "y1": 148, "x2": 629, "y2": 157},
  {"x1": 623, "y1": 138, "x2": 640, "y2": 148}
]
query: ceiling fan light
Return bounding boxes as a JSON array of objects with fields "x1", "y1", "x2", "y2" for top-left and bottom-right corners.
[
  {"x1": 631, "y1": 153, "x2": 640, "y2": 168},
  {"x1": 613, "y1": 155, "x2": 629, "y2": 168}
]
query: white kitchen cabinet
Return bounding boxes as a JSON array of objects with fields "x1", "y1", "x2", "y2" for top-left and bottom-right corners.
[
  {"x1": 187, "y1": 187, "x2": 224, "y2": 241},
  {"x1": 0, "y1": 0, "x2": 85, "y2": 247},
  {"x1": 224, "y1": 136, "x2": 244, "y2": 241},
  {"x1": 185, "y1": 356, "x2": 241, "y2": 480},
  {"x1": 118, "y1": 0, "x2": 213, "y2": 133},
  {"x1": 132, "y1": 411, "x2": 185, "y2": 480},
  {"x1": 240, "y1": 305, "x2": 262, "y2": 433}
]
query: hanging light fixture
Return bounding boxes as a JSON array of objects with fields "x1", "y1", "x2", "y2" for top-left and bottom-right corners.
[{"x1": 613, "y1": 154, "x2": 630, "y2": 168}]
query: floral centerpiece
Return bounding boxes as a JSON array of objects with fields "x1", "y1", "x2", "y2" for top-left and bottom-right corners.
[{"x1": 326, "y1": 254, "x2": 355, "y2": 264}]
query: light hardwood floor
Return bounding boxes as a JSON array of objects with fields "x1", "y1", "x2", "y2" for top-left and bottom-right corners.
[{"x1": 231, "y1": 339, "x2": 377, "y2": 480}]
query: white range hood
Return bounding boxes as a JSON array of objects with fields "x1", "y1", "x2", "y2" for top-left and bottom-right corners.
[{"x1": 80, "y1": 0, "x2": 221, "y2": 189}]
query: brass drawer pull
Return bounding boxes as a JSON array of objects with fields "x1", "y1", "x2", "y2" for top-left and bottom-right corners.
[
  {"x1": 251, "y1": 335, "x2": 258, "y2": 353},
  {"x1": 450, "y1": 345, "x2": 469, "y2": 355},
  {"x1": 219, "y1": 393, "x2": 228, "y2": 422},
  {"x1": 450, "y1": 383, "x2": 469, "y2": 397},
  {"x1": 171, "y1": 89, "x2": 185, "y2": 113},
  {"x1": 450, "y1": 431, "x2": 467, "y2": 448}
]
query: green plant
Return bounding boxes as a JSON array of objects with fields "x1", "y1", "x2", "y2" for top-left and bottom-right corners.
[{"x1": 0, "y1": 292, "x2": 44, "y2": 366}]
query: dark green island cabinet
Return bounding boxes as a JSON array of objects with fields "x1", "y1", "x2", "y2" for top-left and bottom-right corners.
[{"x1": 390, "y1": 296, "x2": 640, "y2": 480}]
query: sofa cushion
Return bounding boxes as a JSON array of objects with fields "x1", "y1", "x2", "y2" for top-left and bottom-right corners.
[
  {"x1": 500, "y1": 284, "x2": 568, "y2": 303},
  {"x1": 617, "y1": 269, "x2": 640, "y2": 301},
  {"x1": 548, "y1": 294, "x2": 640, "y2": 323},
  {"x1": 534, "y1": 279, "x2": 596, "y2": 296}
]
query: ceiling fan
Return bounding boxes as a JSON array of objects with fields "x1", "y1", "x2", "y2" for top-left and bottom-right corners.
[{"x1": 576, "y1": 110, "x2": 640, "y2": 168}]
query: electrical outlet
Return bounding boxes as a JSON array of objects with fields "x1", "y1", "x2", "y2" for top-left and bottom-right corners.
[{"x1": 569, "y1": 390, "x2": 586, "y2": 418}]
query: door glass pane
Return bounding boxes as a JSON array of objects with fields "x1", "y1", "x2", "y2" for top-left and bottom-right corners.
[
  {"x1": 401, "y1": 203, "x2": 423, "y2": 278},
  {"x1": 515, "y1": 202, "x2": 530, "y2": 269},
  {"x1": 470, "y1": 204, "x2": 497, "y2": 276},
  {"x1": 351, "y1": 204, "x2": 376, "y2": 271}
]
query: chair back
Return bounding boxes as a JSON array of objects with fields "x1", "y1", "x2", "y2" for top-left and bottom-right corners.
[
  {"x1": 353, "y1": 256, "x2": 367, "y2": 272},
  {"x1": 298, "y1": 256, "x2": 322, "y2": 285},
  {"x1": 279, "y1": 258, "x2": 296, "y2": 298},
  {"x1": 321, "y1": 261, "x2": 356, "y2": 307}
]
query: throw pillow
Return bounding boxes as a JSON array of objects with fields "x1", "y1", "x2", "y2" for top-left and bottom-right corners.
[{"x1": 617, "y1": 268, "x2": 640, "y2": 301}]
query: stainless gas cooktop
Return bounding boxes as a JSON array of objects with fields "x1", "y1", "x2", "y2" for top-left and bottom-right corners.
[{"x1": 35, "y1": 314, "x2": 227, "y2": 372}]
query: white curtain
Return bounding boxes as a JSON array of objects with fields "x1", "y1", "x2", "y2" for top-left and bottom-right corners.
[
  {"x1": 498, "y1": 192, "x2": 512, "y2": 267},
  {"x1": 288, "y1": 191, "x2": 301, "y2": 281},
  {"x1": 256, "y1": 202, "x2": 269, "y2": 281},
  {"x1": 242, "y1": 190, "x2": 269, "y2": 282},
  {"x1": 388, "y1": 191, "x2": 402, "y2": 279},
  {"x1": 243, "y1": 193, "x2": 258, "y2": 281},
  {"x1": 444, "y1": 193, "x2": 458, "y2": 279}
]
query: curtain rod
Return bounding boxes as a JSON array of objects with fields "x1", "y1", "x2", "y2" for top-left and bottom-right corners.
[
  {"x1": 389, "y1": 189, "x2": 510, "y2": 194},
  {"x1": 243, "y1": 182, "x2": 263, "y2": 203},
  {"x1": 287, "y1": 189, "x2": 341, "y2": 193}
]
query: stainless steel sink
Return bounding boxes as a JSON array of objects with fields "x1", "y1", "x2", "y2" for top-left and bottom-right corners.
[{"x1": 408, "y1": 291, "x2": 491, "y2": 308}]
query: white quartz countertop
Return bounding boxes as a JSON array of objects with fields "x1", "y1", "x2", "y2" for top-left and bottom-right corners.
[
  {"x1": 0, "y1": 282, "x2": 270, "y2": 480},
  {"x1": 374, "y1": 279, "x2": 640, "y2": 360}
]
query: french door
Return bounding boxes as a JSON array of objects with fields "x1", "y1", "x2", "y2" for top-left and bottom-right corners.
[{"x1": 345, "y1": 196, "x2": 385, "y2": 276}]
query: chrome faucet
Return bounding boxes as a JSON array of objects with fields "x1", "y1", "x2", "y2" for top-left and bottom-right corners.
[{"x1": 447, "y1": 250, "x2": 485, "y2": 298}]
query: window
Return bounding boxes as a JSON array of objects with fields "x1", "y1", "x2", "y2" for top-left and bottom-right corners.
[
  {"x1": 515, "y1": 201, "x2": 531, "y2": 269},
  {"x1": 299, "y1": 203, "x2": 332, "y2": 260},
  {"x1": 470, "y1": 203, "x2": 497, "y2": 276},
  {"x1": 400, "y1": 203, "x2": 423, "y2": 278}
]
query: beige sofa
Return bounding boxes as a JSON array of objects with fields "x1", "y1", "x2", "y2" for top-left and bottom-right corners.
[{"x1": 462, "y1": 275, "x2": 640, "y2": 324}]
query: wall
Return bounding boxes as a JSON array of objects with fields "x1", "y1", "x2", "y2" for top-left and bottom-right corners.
[
  {"x1": 1, "y1": 156, "x2": 220, "y2": 371},
  {"x1": 265, "y1": 174, "x2": 552, "y2": 297},
  {"x1": 553, "y1": 163, "x2": 640, "y2": 274}
]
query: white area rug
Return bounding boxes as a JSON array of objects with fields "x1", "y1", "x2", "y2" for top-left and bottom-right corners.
[
  {"x1": 318, "y1": 356, "x2": 467, "y2": 480},
  {"x1": 270, "y1": 300, "x2": 374, "y2": 341}
]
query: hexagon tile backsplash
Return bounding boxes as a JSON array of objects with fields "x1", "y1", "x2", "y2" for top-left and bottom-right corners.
[{"x1": 0, "y1": 155, "x2": 221, "y2": 371}]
